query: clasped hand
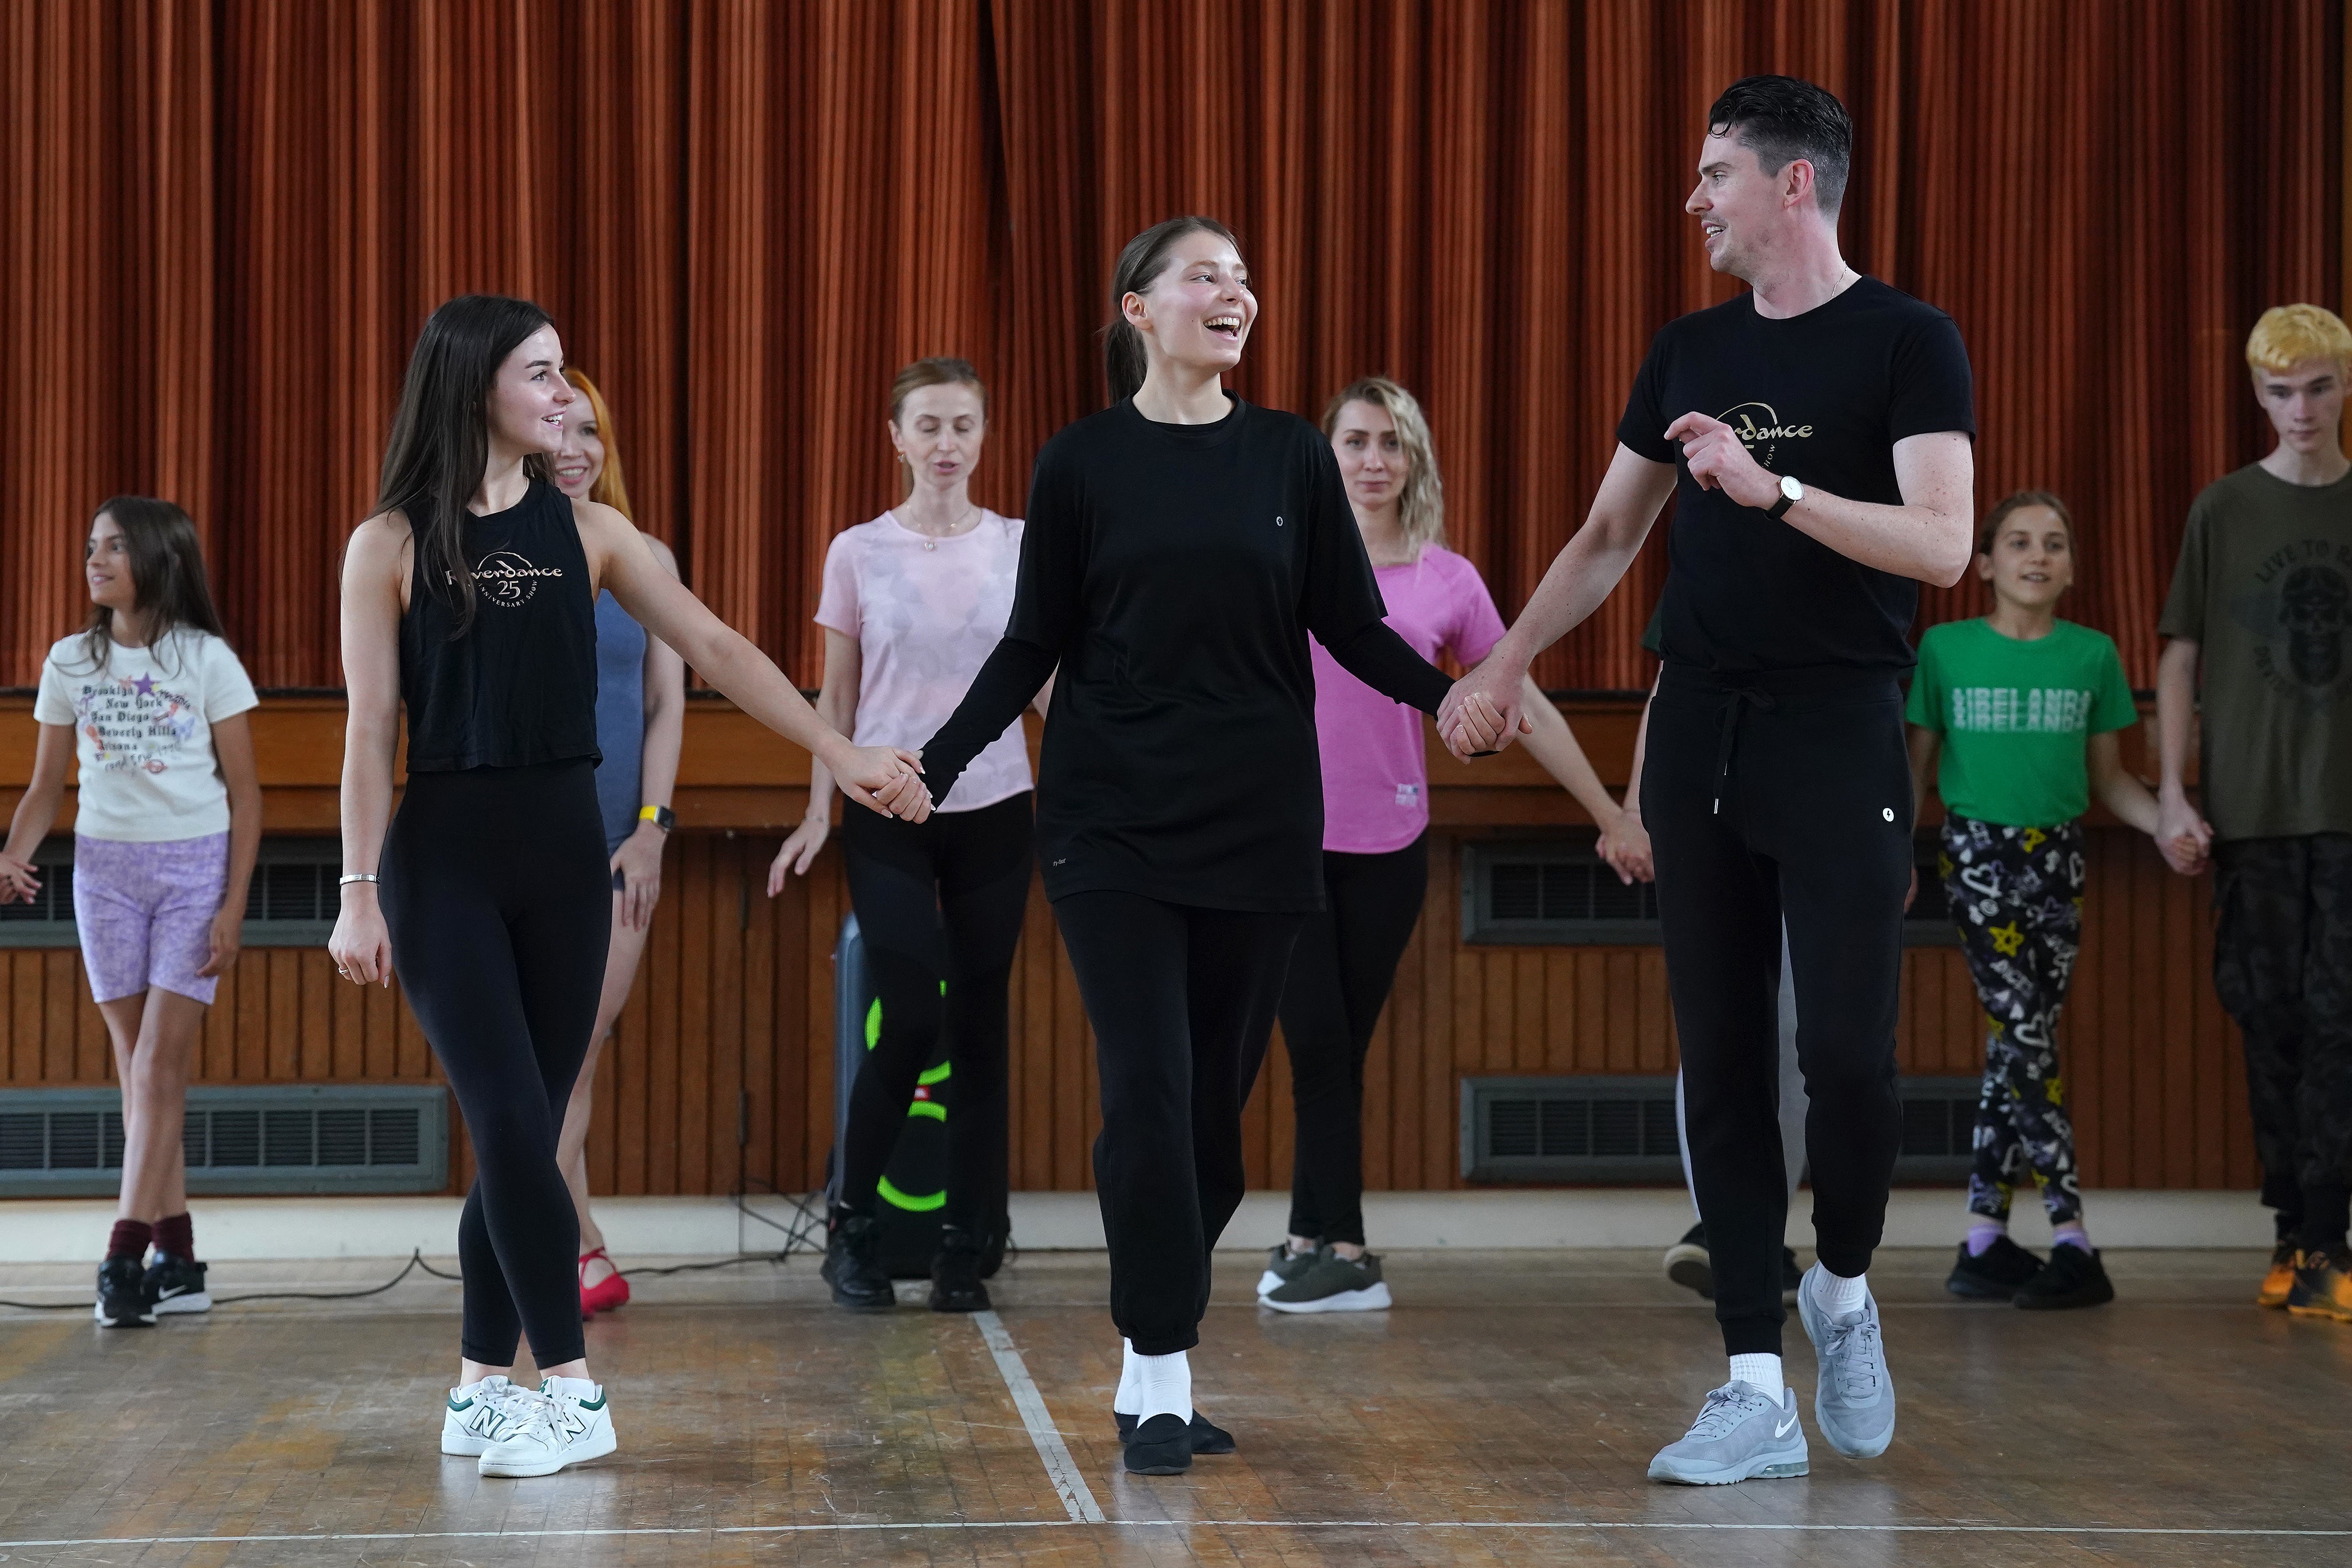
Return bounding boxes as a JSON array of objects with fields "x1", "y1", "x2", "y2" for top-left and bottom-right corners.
[
  {"x1": 1435, "y1": 662, "x2": 1528, "y2": 761},
  {"x1": 1663, "y1": 413, "x2": 1778, "y2": 511},
  {"x1": 838, "y1": 743, "x2": 934, "y2": 823}
]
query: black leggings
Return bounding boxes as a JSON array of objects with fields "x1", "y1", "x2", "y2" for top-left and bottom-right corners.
[
  {"x1": 837, "y1": 792, "x2": 1033, "y2": 1237},
  {"x1": 1642, "y1": 666, "x2": 1912, "y2": 1358},
  {"x1": 1055, "y1": 891, "x2": 1302, "y2": 1355},
  {"x1": 1276, "y1": 835, "x2": 1429, "y2": 1245},
  {"x1": 380, "y1": 760, "x2": 610, "y2": 1369}
]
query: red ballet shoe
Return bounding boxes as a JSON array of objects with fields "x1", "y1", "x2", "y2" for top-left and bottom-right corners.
[{"x1": 579, "y1": 1247, "x2": 631, "y2": 1318}]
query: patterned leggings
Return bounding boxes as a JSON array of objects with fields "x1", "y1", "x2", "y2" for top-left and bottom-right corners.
[{"x1": 1939, "y1": 814, "x2": 2086, "y2": 1226}]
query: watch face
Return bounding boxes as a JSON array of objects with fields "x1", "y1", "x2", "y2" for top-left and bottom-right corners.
[{"x1": 1781, "y1": 474, "x2": 1803, "y2": 501}]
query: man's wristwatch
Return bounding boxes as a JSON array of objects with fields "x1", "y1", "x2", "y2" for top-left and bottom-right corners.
[
  {"x1": 1767, "y1": 473, "x2": 1804, "y2": 520},
  {"x1": 639, "y1": 804, "x2": 676, "y2": 833}
]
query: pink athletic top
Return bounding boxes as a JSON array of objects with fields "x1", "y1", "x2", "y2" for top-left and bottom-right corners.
[
  {"x1": 1312, "y1": 544, "x2": 1506, "y2": 853},
  {"x1": 814, "y1": 509, "x2": 1032, "y2": 813}
]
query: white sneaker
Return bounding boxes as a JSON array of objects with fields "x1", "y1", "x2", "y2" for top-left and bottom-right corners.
[
  {"x1": 440, "y1": 1375, "x2": 535, "y2": 1456},
  {"x1": 477, "y1": 1377, "x2": 617, "y2": 1477}
]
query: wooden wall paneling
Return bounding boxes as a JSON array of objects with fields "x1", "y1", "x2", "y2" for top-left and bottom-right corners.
[{"x1": 737, "y1": 834, "x2": 778, "y2": 1199}]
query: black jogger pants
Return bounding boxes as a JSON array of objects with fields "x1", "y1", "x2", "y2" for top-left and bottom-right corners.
[
  {"x1": 837, "y1": 791, "x2": 1034, "y2": 1238},
  {"x1": 1276, "y1": 834, "x2": 1429, "y2": 1246},
  {"x1": 1054, "y1": 890, "x2": 1302, "y2": 1355},
  {"x1": 381, "y1": 759, "x2": 610, "y2": 1369},
  {"x1": 1642, "y1": 665, "x2": 1913, "y2": 1357}
]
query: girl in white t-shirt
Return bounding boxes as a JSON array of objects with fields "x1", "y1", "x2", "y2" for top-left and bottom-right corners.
[
  {"x1": 767, "y1": 357, "x2": 1047, "y2": 1316},
  {"x1": 0, "y1": 497, "x2": 262, "y2": 1329}
]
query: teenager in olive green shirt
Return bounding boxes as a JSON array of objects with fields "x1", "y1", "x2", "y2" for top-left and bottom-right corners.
[
  {"x1": 1906, "y1": 491, "x2": 2163, "y2": 1310},
  {"x1": 2157, "y1": 304, "x2": 2352, "y2": 1324}
]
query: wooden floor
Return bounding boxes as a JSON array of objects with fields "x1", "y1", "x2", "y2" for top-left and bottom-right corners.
[{"x1": 0, "y1": 1246, "x2": 2345, "y2": 1566}]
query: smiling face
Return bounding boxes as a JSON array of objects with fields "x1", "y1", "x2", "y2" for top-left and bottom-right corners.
[
  {"x1": 553, "y1": 394, "x2": 605, "y2": 500},
  {"x1": 1330, "y1": 399, "x2": 1407, "y2": 515},
  {"x1": 1686, "y1": 129, "x2": 1807, "y2": 280},
  {"x1": 485, "y1": 325, "x2": 575, "y2": 458},
  {"x1": 2254, "y1": 357, "x2": 2348, "y2": 457},
  {"x1": 890, "y1": 382, "x2": 988, "y2": 494},
  {"x1": 84, "y1": 511, "x2": 137, "y2": 614},
  {"x1": 1976, "y1": 504, "x2": 2075, "y2": 613},
  {"x1": 1123, "y1": 232, "x2": 1257, "y2": 379}
]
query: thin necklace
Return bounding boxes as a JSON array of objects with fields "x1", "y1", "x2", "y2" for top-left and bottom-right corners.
[{"x1": 893, "y1": 503, "x2": 977, "y2": 552}]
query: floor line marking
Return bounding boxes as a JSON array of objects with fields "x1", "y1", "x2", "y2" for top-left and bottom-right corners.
[
  {"x1": 971, "y1": 1308, "x2": 1107, "y2": 1524},
  {"x1": 2, "y1": 1522, "x2": 2347, "y2": 1548}
]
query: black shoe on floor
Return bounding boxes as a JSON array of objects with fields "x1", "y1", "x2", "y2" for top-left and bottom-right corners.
[
  {"x1": 94, "y1": 1256, "x2": 155, "y2": 1328},
  {"x1": 1664, "y1": 1222, "x2": 1712, "y2": 1300},
  {"x1": 2014, "y1": 1243, "x2": 2114, "y2": 1310},
  {"x1": 1122, "y1": 1412, "x2": 1193, "y2": 1475},
  {"x1": 928, "y1": 1227, "x2": 991, "y2": 1313},
  {"x1": 1113, "y1": 1410, "x2": 1235, "y2": 1454},
  {"x1": 1946, "y1": 1236, "x2": 2044, "y2": 1300},
  {"x1": 978, "y1": 1222, "x2": 1010, "y2": 1281},
  {"x1": 1780, "y1": 1246, "x2": 1803, "y2": 1306},
  {"x1": 144, "y1": 1253, "x2": 210, "y2": 1315},
  {"x1": 820, "y1": 1209, "x2": 896, "y2": 1312}
]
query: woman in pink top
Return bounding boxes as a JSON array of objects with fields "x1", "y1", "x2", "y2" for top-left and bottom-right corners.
[
  {"x1": 1257, "y1": 377, "x2": 1650, "y2": 1313},
  {"x1": 769, "y1": 357, "x2": 1046, "y2": 1317}
]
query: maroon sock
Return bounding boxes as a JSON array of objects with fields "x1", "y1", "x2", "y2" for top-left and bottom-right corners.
[
  {"x1": 154, "y1": 1212, "x2": 194, "y2": 1261},
  {"x1": 106, "y1": 1219, "x2": 153, "y2": 1262}
]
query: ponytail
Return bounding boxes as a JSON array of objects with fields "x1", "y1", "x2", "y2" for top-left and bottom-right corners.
[{"x1": 1102, "y1": 216, "x2": 1241, "y2": 406}]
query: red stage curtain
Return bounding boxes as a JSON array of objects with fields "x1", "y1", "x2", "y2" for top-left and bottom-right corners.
[{"x1": 0, "y1": 1, "x2": 2337, "y2": 692}]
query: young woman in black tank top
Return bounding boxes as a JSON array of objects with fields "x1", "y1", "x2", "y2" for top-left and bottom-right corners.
[{"x1": 329, "y1": 295, "x2": 930, "y2": 1480}]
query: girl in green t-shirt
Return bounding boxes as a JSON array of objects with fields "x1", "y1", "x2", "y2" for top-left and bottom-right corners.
[{"x1": 1905, "y1": 491, "x2": 2167, "y2": 1312}]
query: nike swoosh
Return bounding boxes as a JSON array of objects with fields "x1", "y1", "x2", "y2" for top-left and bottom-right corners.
[
  {"x1": 157, "y1": 1287, "x2": 191, "y2": 1299},
  {"x1": 1775, "y1": 1414, "x2": 1797, "y2": 1438}
]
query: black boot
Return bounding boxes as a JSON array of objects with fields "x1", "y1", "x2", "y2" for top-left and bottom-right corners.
[
  {"x1": 930, "y1": 1225, "x2": 992, "y2": 1313},
  {"x1": 821, "y1": 1207, "x2": 896, "y2": 1312}
]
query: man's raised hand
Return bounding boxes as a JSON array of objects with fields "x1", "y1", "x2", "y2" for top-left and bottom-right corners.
[{"x1": 1663, "y1": 412, "x2": 1777, "y2": 511}]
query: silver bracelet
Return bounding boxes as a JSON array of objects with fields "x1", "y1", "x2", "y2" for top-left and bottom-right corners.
[{"x1": 338, "y1": 873, "x2": 382, "y2": 887}]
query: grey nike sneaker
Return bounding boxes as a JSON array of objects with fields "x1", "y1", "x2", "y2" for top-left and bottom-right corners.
[
  {"x1": 1260, "y1": 1247, "x2": 1391, "y2": 1314},
  {"x1": 1797, "y1": 1264, "x2": 1896, "y2": 1458},
  {"x1": 1256, "y1": 1241, "x2": 1320, "y2": 1298},
  {"x1": 1646, "y1": 1381, "x2": 1809, "y2": 1485}
]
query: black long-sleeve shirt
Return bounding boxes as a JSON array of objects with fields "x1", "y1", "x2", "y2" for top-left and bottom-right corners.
[{"x1": 922, "y1": 395, "x2": 1452, "y2": 912}]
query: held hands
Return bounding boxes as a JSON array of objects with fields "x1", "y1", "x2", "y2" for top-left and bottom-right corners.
[
  {"x1": 768, "y1": 809, "x2": 831, "y2": 894},
  {"x1": 1663, "y1": 413, "x2": 1778, "y2": 511},
  {"x1": 197, "y1": 904, "x2": 243, "y2": 979},
  {"x1": 2155, "y1": 789, "x2": 2213, "y2": 877},
  {"x1": 1595, "y1": 806, "x2": 1653, "y2": 885},
  {"x1": 833, "y1": 741, "x2": 932, "y2": 823},
  {"x1": 612, "y1": 821, "x2": 667, "y2": 931},
  {"x1": 1437, "y1": 653, "x2": 1530, "y2": 760},
  {"x1": 0, "y1": 852, "x2": 39, "y2": 905}
]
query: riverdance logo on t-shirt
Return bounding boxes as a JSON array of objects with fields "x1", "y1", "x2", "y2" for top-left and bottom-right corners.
[
  {"x1": 1716, "y1": 402, "x2": 1814, "y2": 471},
  {"x1": 457, "y1": 550, "x2": 565, "y2": 609},
  {"x1": 1945, "y1": 688, "x2": 2095, "y2": 734},
  {"x1": 2232, "y1": 538, "x2": 2352, "y2": 699}
]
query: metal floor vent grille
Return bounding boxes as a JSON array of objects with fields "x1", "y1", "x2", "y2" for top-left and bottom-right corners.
[
  {"x1": 1461, "y1": 1075, "x2": 1983, "y2": 1183},
  {"x1": 0, "y1": 1084, "x2": 448, "y2": 1196}
]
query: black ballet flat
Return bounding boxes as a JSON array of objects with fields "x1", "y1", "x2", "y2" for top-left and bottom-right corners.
[
  {"x1": 1121, "y1": 1412, "x2": 1193, "y2": 1475},
  {"x1": 1113, "y1": 1410, "x2": 1234, "y2": 1454}
]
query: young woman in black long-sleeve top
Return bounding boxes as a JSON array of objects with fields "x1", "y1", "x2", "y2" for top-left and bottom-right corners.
[{"x1": 920, "y1": 217, "x2": 1506, "y2": 1476}]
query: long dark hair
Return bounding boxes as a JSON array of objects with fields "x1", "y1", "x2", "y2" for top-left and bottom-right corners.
[
  {"x1": 1103, "y1": 216, "x2": 1242, "y2": 406},
  {"x1": 71, "y1": 497, "x2": 229, "y2": 676},
  {"x1": 376, "y1": 294, "x2": 555, "y2": 634}
]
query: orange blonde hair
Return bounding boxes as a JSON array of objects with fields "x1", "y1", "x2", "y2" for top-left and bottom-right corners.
[{"x1": 565, "y1": 368, "x2": 635, "y2": 521}]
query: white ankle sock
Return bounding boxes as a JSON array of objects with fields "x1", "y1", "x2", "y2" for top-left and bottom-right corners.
[
  {"x1": 1127, "y1": 1346, "x2": 1191, "y2": 1424},
  {"x1": 1813, "y1": 1267, "x2": 1868, "y2": 1314},
  {"x1": 1114, "y1": 1339, "x2": 1140, "y2": 1415},
  {"x1": 1728, "y1": 1353, "x2": 1784, "y2": 1399}
]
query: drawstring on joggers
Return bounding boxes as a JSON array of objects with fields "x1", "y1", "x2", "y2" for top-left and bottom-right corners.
[{"x1": 1713, "y1": 687, "x2": 1777, "y2": 815}]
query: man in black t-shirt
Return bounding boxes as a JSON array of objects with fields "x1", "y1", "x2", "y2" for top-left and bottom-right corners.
[{"x1": 1438, "y1": 76, "x2": 1976, "y2": 1485}]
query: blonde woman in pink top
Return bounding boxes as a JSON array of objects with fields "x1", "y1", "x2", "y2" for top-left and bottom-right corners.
[
  {"x1": 1256, "y1": 377, "x2": 1650, "y2": 1313},
  {"x1": 769, "y1": 357, "x2": 1047, "y2": 1317}
]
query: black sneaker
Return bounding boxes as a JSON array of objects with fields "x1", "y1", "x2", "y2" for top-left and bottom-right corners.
[
  {"x1": 1122, "y1": 1411, "x2": 1192, "y2": 1475},
  {"x1": 820, "y1": 1209, "x2": 896, "y2": 1312},
  {"x1": 1664, "y1": 1222, "x2": 1712, "y2": 1300},
  {"x1": 144, "y1": 1253, "x2": 210, "y2": 1315},
  {"x1": 928, "y1": 1227, "x2": 991, "y2": 1313},
  {"x1": 1946, "y1": 1236, "x2": 2044, "y2": 1300},
  {"x1": 978, "y1": 1223, "x2": 1010, "y2": 1281},
  {"x1": 1114, "y1": 1409, "x2": 1235, "y2": 1454},
  {"x1": 2013, "y1": 1243, "x2": 2115, "y2": 1310},
  {"x1": 94, "y1": 1256, "x2": 155, "y2": 1328},
  {"x1": 1781, "y1": 1247, "x2": 1803, "y2": 1306}
]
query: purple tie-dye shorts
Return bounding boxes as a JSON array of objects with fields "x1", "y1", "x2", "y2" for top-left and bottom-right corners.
[{"x1": 72, "y1": 832, "x2": 231, "y2": 1006}]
